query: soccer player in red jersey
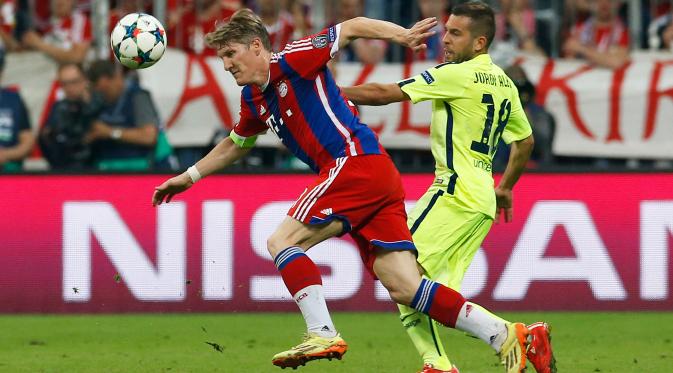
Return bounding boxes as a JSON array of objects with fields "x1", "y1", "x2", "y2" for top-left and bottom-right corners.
[{"x1": 152, "y1": 9, "x2": 529, "y2": 370}]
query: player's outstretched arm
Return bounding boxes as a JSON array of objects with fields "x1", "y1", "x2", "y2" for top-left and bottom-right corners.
[
  {"x1": 494, "y1": 134, "x2": 534, "y2": 223},
  {"x1": 152, "y1": 137, "x2": 252, "y2": 206},
  {"x1": 338, "y1": 16, "x2": 437, "y2": 52},
  {"x1": 341, "y1": 83, "x2": 409, "y2": 106}
]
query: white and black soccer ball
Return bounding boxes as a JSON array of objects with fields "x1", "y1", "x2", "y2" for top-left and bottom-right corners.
[{"x1": 110, "y1": 13, "x2": 167, "y2": 69}]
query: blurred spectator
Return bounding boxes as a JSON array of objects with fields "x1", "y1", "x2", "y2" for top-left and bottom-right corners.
[
  {"x1": 166, "y1": 0, "x2": 195, "y2": 24},
  {"x1": 504, "y1": 64, "x2": 555, "y2": 167},
  {"x1": 86, "y1": 60, "x2": 161, "y2": 171},
  {"x1": 109, "y1": 0, "x2": 149, "y2": 34},
  {"x1": 650, "y1": 0, "x2": 671, "y2": 20},
  {"x1": 21, "y1": 0, "x2": 92, "y2": 64},
  {"x1": 331, "y1": 0, "x2": 387, "y2": 64},
  {"x1": 561, "y1": 0, "x2": 592, "y2": 53},
  {"x1": 287, "y1": 0, "x2": 311, "y2": 39},
  {"x1": 0, "y1": 47, "x2": 34, "y2": 172},
  {"x1": 405, "y1": 0, "x2": 449, "y2": 64},
  {"x1": 648, "y1": 8, "x2": 673, "y2": 50},
  {"x1": 495, "y1": 0, "x2": 545, "y2": 55},
  {"x1": 39, "y1": 63, "x2": 103, "y2": 170},
  {"x1": 564, "y1": 0, "x2": 592, "y2": 25},
  {"x1": 0, "y1": 0, "x2": 19, "y2": 51},
  {"x1": 168, "y1": 0, "x2": 240, "y2": 56},
  {"x1": 563, "y1": 0, "x2": 630, "y2": 69},
  {"x1": 258, "y1": 0, "x2": 295, "y2": 52}
]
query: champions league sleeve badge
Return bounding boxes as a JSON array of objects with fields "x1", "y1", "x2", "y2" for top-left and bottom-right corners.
[{"x1": 311, "y1": 35, "x2": 328, "y2": 49}]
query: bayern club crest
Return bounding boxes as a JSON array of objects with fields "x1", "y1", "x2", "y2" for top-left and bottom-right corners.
[{"x1": 278, "y1": 82, "x2": 288, "y2": 97}]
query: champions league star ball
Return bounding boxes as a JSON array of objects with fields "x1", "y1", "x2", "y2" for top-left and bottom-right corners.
[{"x1": 111, "y1": 13, "x2": 167, "y2": 69}]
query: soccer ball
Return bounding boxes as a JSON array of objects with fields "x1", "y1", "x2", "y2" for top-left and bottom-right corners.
[{"x1": 110, "y1": 13, "x2": 167, "y2": 69}]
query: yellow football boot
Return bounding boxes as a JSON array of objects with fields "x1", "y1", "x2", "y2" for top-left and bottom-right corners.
[
  {"x1": 272, "y1": 332, "x2": 348, "y2": 369},
  {"x1": 499, "y1": 322, "x2": 531, "y2": 373}
]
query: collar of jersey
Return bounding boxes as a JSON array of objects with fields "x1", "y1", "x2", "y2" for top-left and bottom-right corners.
[{"x1": 471, "y1": 53, "x2": 492, "y2": 64}]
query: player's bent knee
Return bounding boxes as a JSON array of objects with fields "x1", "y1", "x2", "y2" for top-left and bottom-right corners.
[
  {"x1": 267, "y1": 235, "x2": 292, "y2": 258},
  {"x1": 389, "y1": 290, "x2": 412, "y2": 305},
  {"x1": 266, "y1": 230, "x2": 309, "y2": 257},
  {"x1": 380, "y1": 280, "x2": 415, "y2": 305}
]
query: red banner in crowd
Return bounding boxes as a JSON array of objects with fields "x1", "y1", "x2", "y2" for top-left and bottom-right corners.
[{"x1": 0, "y1": 173, "x2": 671, "y2": 313}]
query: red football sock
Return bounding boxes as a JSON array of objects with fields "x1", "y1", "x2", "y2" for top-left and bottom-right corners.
[
  {"x1": 428, "y1": 284, "x2": 466, "y2": 328},
  {"x1": 274, "y1": 246, "x2": 322, "y2": 296},
  {"x1": 411, "y1": 278, "x2": 466, "y2": 328}
]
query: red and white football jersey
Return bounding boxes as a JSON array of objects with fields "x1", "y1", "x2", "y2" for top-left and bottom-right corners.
[{"x1": 42, "y1": 9, "x2": 92, "y2": 49}]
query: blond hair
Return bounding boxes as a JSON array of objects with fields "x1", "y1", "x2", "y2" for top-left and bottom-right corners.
[{"x1": 205, "y1": 8, "x2": 272, "y2": 51}]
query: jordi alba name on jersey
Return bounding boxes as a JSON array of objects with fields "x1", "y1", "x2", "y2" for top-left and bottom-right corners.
[{"x1": 230, "y1": 24, "x2": 384, "y2": 173}]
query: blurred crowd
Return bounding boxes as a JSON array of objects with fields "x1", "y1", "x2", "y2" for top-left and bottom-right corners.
[{"x1": 1, "y1": 0, "x2": 673, "y2": 172}]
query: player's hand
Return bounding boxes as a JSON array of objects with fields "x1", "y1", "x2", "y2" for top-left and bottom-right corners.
[
  {"x1": 152, "y1": 173, "x2": 193, "y2": 206},
  {"x1": 400, "y1": 17, "x2": 438, "y2": 53},
  {"x1": 494, "y1": 186, "x2": 513, "y2": 223}
]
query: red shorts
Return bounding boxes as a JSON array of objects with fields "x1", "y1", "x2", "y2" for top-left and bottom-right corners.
[{"x1": 287, "y1": 155, "x2": 416, "y2": 277}]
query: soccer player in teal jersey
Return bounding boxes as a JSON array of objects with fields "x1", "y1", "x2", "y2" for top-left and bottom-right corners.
[{"x1": 343, "y1": 2, "x2": 556, "y2": 373}]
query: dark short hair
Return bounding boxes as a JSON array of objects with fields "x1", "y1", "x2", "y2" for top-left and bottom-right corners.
[
  {"x1": 86, "y1": 59, "x2": 120, "y2": 84},
  {"x1": 58, "y1": 62, "x2": 85, "y2": 76},
  {"x1": 451, "y1": 1, "x2": 495, "y2": 49},
  {"x1": 205, "y1": 8, "x2": 272, "y2": 51}
]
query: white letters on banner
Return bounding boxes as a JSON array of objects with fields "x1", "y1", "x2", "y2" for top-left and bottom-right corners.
[
  {"x1": 201, "y1": 201, "x2": 234, "y2": 300},
  {"x1": 640, "y1": 201, "x2": 673, "y2": 300},
  {"x1": 61, "y1": 199, "x2": 672, "y2": 303},
  {"x1": 462, "y1": 249, "x2": 489, "y2": 298},
  {"x1": 62, "y1": 202, "x2": 186, "y2": 302},
  {"x1": 60, "y1": 199, "x2": 493, "y2": 303},
  {"x1": 494, "y1": 201, "x2": 626, "y2": 301},
  {"x1": 7, "y1": 51, "x2": 673, "y2": 158},
  {"x1": 249, "y1": 202, "x2": 363, "y2": 301}
]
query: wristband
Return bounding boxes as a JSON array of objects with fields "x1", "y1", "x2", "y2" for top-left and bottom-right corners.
[
  {"x1": 186, "y1": 165, "x2": 202, "y2": 183},
  {"x1": 111, "y1": 128, "x2": 123, "y2": 140}
]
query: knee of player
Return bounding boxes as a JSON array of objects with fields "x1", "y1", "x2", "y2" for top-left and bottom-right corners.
[
  {"x1": 266, "y1": 236, "x2": 285, "y2": 257},
  {"x1": 266, "y1": 235, "x2": 301, "y2": 257},
  {"x1": 389, "y1": 288, "x2": 414, "y2": 305},
  {"x1": 381, "y1": 280, "x2": 416, "y2": 305}
]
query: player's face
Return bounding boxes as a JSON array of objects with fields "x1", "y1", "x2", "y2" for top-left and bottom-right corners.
[
  {"x1": 442, "y1": 15, "x2": 481, "y2": 63},
  {"x1": 218, "y1": 42, "x2": 259, "y2": 86}
]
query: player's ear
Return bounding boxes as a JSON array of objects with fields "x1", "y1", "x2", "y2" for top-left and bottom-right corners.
[
  {"x1": 251, "y1": 37, "x2": 262, "y2": 55},
  {"x1": 473, "y1": 35, "x2": 487, "y2": 53}
]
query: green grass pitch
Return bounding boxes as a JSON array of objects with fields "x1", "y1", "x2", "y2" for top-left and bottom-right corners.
[{"x1": 1, "y1": 312, "x2": 671, "y2": 372}]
